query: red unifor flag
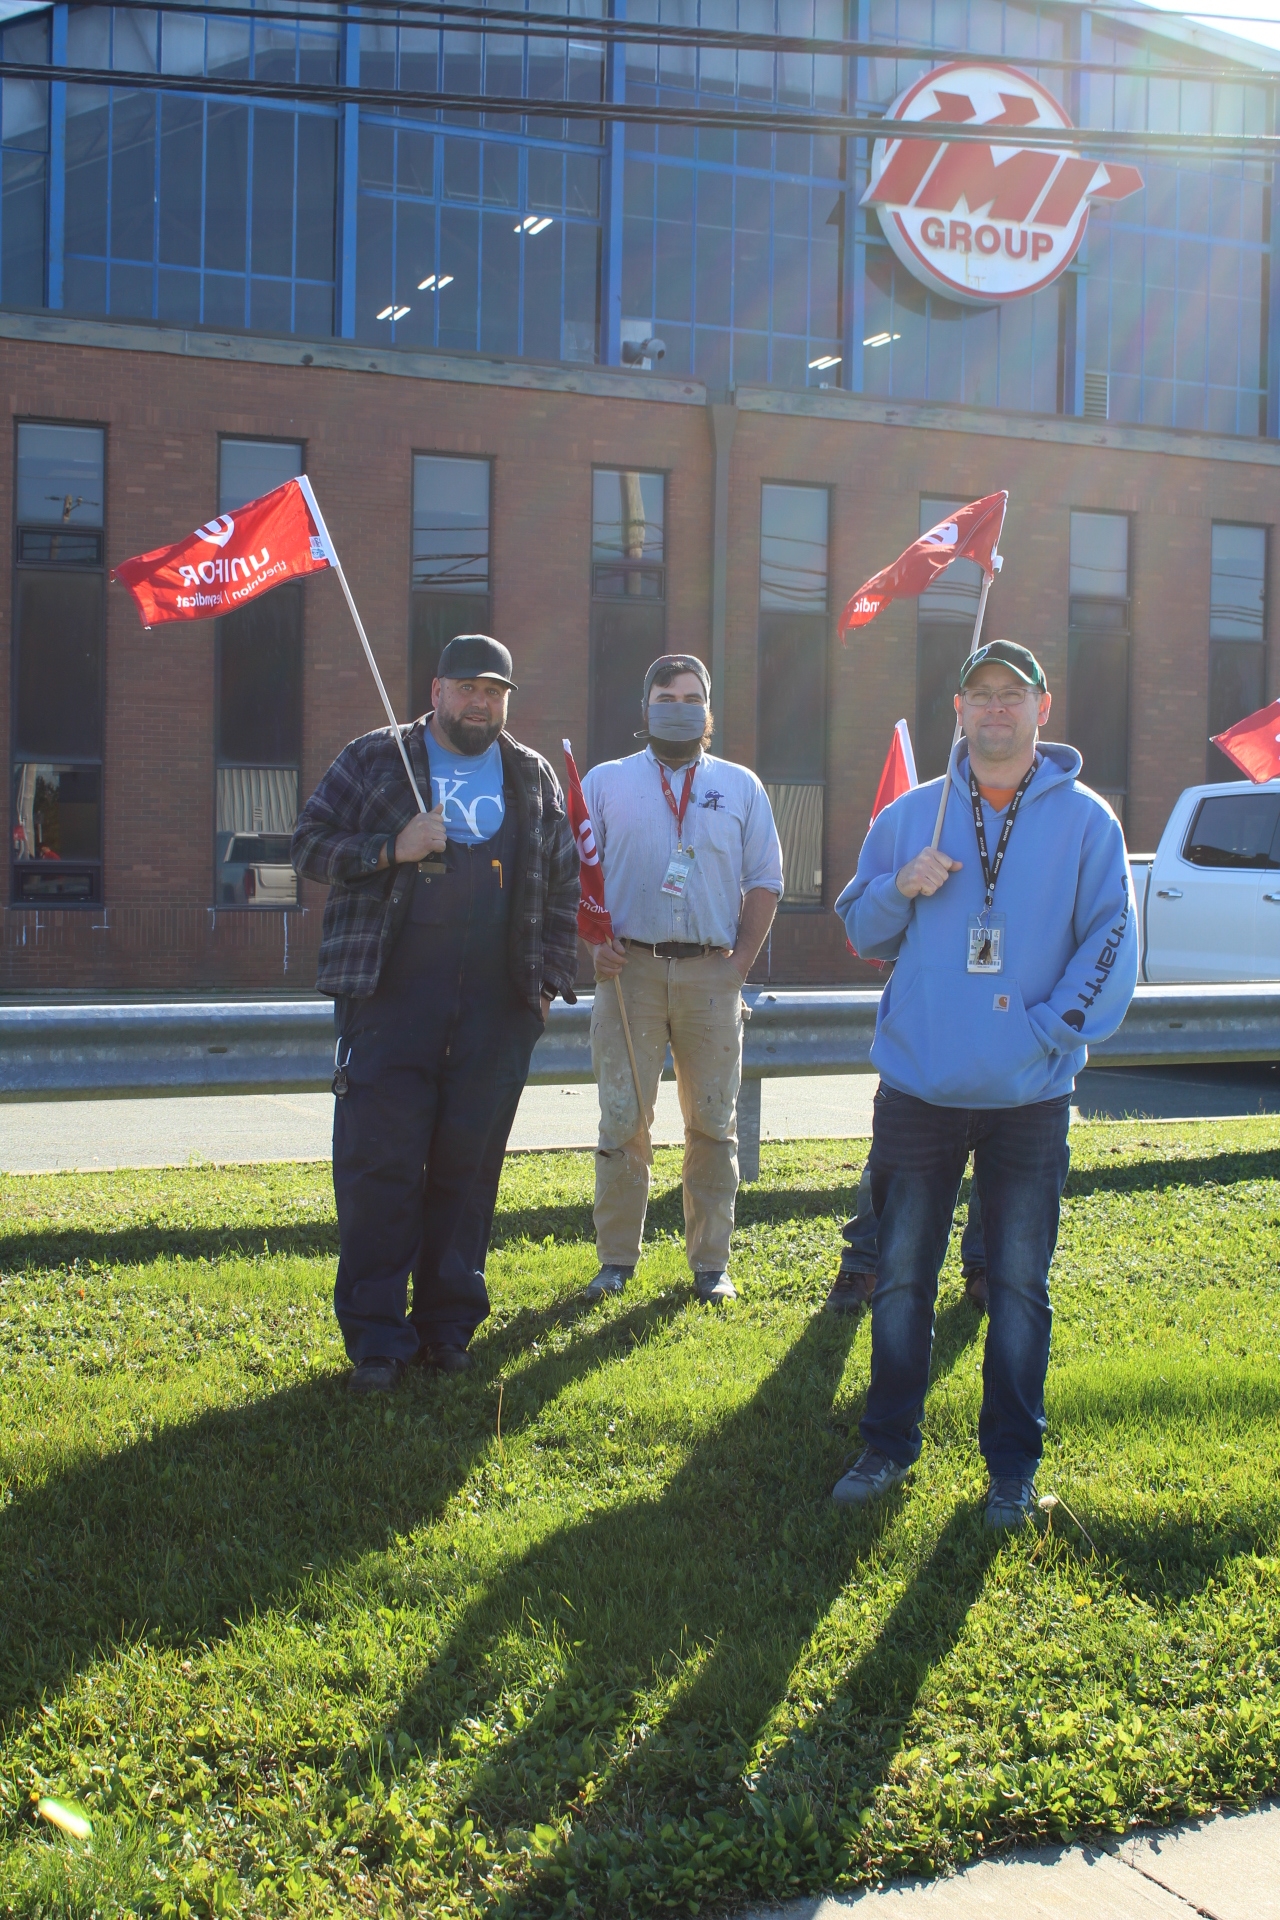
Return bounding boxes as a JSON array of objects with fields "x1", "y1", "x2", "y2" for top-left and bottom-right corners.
[
  {"x1": 562, "y1": 741, "x2": 614, "y2": 944},
  {"x1": 112, "y1": 476, "x2": 334, "y2": 628},
  {"x1": 871, "y1": 718, "x2": 918, "y2": 822},
  {"x1": 838, "y1": 490, "x2": 1008, "y2": 639},
  {"x1": 1211, "y1": 699, "x2": 1280, "y2": 784}
]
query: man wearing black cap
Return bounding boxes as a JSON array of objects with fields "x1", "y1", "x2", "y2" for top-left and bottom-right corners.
[
  {"x1": 292, "y1": 635, "x2": 579, "y2": 1392},
  {"x1": 831, "y1": 640, "x2": 1137, "y2": 1527},
  {"x1": 580, "y1": 654, "x2": 784, "y2": 1305}
]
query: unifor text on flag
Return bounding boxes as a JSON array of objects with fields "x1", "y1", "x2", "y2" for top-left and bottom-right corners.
[
  {"x1": 838, "y1": 490, "x2": 1007, "y2": 637},
  {"x1": 562, "y1": 741, "x2": 614, "y2": 945},
  {"x1": 113, "y1": 477, "x2": 334, "y2": 629}
]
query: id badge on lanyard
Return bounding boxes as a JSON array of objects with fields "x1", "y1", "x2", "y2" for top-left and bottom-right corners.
[
  {"x1": 658, "y1": 761, "x2": 697, "y2": 898},
  {"x1": 967, "y1": 764, "x2": 1034, "y2": 976}
]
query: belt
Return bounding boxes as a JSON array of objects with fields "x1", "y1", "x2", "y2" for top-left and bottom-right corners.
[{"x1": 623, "y1": 938, "x2": 720, "y2": 960}]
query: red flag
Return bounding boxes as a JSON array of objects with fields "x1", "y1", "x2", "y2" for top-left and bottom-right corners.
[
  {"x1": 112, "y1": 476, "x2": 333, "y2": 628},
  {"x1": 562, "y1": 741, "x2": 615, "y2": 944},
  {"x1": 1211, "y1": 699, "x2": 1280, "y2": 784},
  {"x1": 838, "y1": 491, "x2": 1008, "y2": 638},
  {"x1": 871, "y1": 718, "x2": 918, "y2": 823}
]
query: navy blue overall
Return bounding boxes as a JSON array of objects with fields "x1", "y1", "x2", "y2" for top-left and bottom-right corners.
[{"x1": 331, "y1": 805, "x2": 542, "y2": 1362}]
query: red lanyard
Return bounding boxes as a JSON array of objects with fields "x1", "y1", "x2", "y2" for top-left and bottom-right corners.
[{"x1": 658, "y1": 762, "x2": 697, "y2": 844}]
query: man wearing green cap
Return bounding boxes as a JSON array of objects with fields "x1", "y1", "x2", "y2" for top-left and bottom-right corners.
[
  {"x1": 831, "y1": 639, "x2": 1137, "y2": 1528},
  {"x1": 293, "y1": 634, "x2": 580, "y2": 1392}
]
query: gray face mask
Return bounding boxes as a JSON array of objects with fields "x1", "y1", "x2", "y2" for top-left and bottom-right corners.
[{"x1": 647, "y1": 700, "x2": 707, "y2": 743}]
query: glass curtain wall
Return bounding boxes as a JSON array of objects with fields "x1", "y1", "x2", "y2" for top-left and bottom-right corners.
[
  {"x1": 410, "y1": 454, "x2": 492, "y2": 713},
  {"x1": 61, "y1": 5, "x2": 338, "y2": 334},
  {"x1": 11, "y1": 422, "x2": 106, "y2": 904},
  {"x1": 355, "y1": 3, "x2": 603, "y2": 357},
  {"x1": 1207, "y1": 523, "x2": 1268, "y2": 780},
  {"x1": 622, "y1": 0, "x2": 845, "y2": 389},
  {"x1": 758, "y1": 481, "x2": 828, "y2": 904},
  {"x1": 0, "y1": 13, "x2": 50, "y2": 308},
  {"x1": 214, "y1": 438, "x2": 304, "y2": 906},
  {"x1": 1066, "y1": 508, "x2": 1130, "y2": 818},
  {"x1": 589, "y1": 468, "x2": 666, "y2": 765}
]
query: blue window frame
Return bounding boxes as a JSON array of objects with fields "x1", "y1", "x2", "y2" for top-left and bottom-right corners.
[
  {"x1": 0, "y1": 12, "x2": 50, "y2": 309},
  {"x1": 59, "y1": 5, "x2": 338, "y2": 334}
]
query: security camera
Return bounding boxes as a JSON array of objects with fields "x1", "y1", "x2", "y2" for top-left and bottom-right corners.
[{"x1": 621, "y1": 336, "x2": 666, "y2": 368}]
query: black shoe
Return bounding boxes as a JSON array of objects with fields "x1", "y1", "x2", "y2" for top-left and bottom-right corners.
[
  {"x1": 831, "y1": 1447, "x2": 911, "y2": 1507},
  {"x1": 825, "y1": 1269, "x2": 874, "y2": 1314},
  {"x1": 963, "y1": 1266, "x2": 989, "y2": 1313},
  {"x1": 417, "y1": 1343, "x2": 473, "y2": 1375},
  {"x1": 584, "y1": 1263, "x2": 634, "y2": 1302},
  {"x1": 347, "y1": 1357, "x2": 407, "y2": 1395}
]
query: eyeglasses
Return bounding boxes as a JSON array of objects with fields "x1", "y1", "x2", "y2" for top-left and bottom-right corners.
[{"x1": 961, "y1": 684, "x2": 1037, "y2": 710}]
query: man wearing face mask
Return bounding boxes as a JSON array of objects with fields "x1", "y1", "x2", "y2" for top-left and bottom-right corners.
[
  {"x1": 292, "y1": 635, "x2": 580, "y2": 1393},
  {"x1": 580, "y1": 654, "x2": 783, "y2": 1304}
]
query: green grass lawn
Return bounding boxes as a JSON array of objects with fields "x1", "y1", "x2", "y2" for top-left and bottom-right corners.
[{"x1": 1, "y1": 1122, "x2": 1279, "y2": 1918}]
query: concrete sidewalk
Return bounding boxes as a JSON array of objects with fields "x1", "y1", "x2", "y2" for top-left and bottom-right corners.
[{"x1": 746, "y1": 1803, "x2": 1278, "y2": 1919}]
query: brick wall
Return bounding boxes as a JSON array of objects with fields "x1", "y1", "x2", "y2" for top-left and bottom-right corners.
[{"x1": 1, "y1": 330, "x2": 1273, "y2": 994}]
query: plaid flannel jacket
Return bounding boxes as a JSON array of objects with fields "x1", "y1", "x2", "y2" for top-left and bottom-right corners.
[{"x1": 291, "y1": 718, "x2": 580, "y2": 1008}]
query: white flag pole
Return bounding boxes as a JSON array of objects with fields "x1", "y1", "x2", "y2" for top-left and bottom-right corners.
[
  {"x1": 929, "y1": 565, "x2": 995, "y2": 853},
  {"x1": 297, "y1": 474, "x2": 430, "y2": 816}
]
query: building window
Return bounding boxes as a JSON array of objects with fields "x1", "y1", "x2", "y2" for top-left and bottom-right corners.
[
  {"x1": 916, "y1": 496, "x2": 982, "y2": 780},
  {"x1": 409, "y1": 454, "x2": 492, "y2": 717},
  {"x1": 215, "y1": 438, "x2": 303, "y2": 906},
  {"x1": 0, "y1": 12, "x2": 49, "y2": 309},
  {"x1": 758, "y1": 481, "x2": 828, "y2": 906},
  {"x1": 1207, "y1": 524, "x2": 1267, "y2": 782},
  {"x1": 1067, "y1": 510, "x2": 1131, "y2": 820},
  {"x1": 11, "y1": 422, "x2": 105, "y2": 905},
  {"x1": 589, "y1": 469, "x2": 665, "y2": 766}
]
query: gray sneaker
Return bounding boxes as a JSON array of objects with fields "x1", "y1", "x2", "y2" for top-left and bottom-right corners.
[
  {"x1": 984, "y1": 1475, "x2": 1038, "y2": 1531},
  {"x1": 584, "y1": 1264, "x2": 633, "y2": 1302},
  {"x1": 831, "y1": 1447, "x2": 911, "y2": 1507},
  {"x1": 694, "y1": 1271, "x2": 737, "y2": 1303}
]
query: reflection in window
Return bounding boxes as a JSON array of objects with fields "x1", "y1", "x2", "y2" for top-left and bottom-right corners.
[
  {"x1": 590, "y1": 469, "x2": 666, "y2": 764},
  {"x1": 1184, "y1": 792, "x2": 1280, "y2": 869},
  {"x1": 916, "y1": 496, "x2": 981, "y2": 780},
  {"x1": 0, "y1": 13, "x2": 50, "y2": 310},
  {"x1": 1208, "y1": 523, "x2": 1267, "y2": 781},
  {"x1": 410, "y1": 454, "x2": 492, "y2": 714},
  {"x1": 12, "y1": 422, "x2": 105, "y2": 904},
  {"x1": 215, "y1": 438, "x2": 303, "y2": 904},
  {"x1": 759, "y1": 482, "x2": 828, "y2": 905},
  {"x1": 1067, "y1": 510, "x2": 1130, "y2": 818}
]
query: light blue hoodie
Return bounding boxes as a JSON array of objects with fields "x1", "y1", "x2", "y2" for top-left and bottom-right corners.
[{"x1": 835, "y1": 743, "x2": 1138, "y2": 1110}]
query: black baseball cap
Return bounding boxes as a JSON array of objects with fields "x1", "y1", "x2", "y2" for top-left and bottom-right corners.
[
  {"x1": 958, "y1": 639, "x2": 1046, "y2": 693},
  {"x1": 437, "y1": 633, "x2": 518, "y2": 690}
]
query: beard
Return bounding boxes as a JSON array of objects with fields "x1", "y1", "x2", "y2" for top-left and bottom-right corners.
[{"x1": 437, "y1": 707, "x2": 503, "y2": 755}]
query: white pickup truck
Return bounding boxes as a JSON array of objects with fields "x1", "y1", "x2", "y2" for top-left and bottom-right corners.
[{"x1": 1131, "y1": 778, "x2": 1280, "y2": 982}]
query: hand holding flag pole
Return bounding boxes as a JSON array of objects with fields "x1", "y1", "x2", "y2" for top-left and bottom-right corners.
[
  {"x1": 113, "y1": 474, "x2": 430, "y2": 817},
  {"x1": 562, "y1": 741, "x2": 648, "y2": 1145},
  {"x1": 837, "y1": 491, "x2": 1008, "y2": 852}
]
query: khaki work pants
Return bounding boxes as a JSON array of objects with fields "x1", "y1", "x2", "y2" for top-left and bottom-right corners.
[{"x1": 591, "y1": 945, "x2": 746, "y2": 1274}]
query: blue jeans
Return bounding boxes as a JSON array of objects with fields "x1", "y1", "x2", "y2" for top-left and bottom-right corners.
[
  {"x1": 842, "y1": 1164, "x2": 985, "y2": 1274},
  {"x1": 861, "y1": 1084, "x2": 1071, "y2": 1479}
]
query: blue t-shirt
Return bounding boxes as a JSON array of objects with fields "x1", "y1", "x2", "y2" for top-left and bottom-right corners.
[{"x1": 424, "y1": 734, "x2": 506, "y2": 845}]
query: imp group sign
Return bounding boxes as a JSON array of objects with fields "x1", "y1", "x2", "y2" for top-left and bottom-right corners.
[{"x1": 863, "y1": 62, "x2": 1144, "y2": 306}]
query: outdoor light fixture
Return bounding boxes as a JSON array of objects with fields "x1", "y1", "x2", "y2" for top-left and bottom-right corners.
[
  {"x1": 863, "y1": 331, "x2": 901, "y2": 347},
  {"x1": 437, "y1": 275, "x2": 453, "y2": 288},
  {"x1": 808, "y1": 354, "x2": 842, "y2": 370},
  {"x1": 418, "y1": 274, "x2": 436, "y2": 290},
  {"x1": 621, "y1": 336, "x2": 666, "y2": 368},
  {"x1": 514, "y1": 214, "x2": 555, "y2": 235},
  {"x1": 375, "y1": 303, "x2": 411, "y2": 320}
]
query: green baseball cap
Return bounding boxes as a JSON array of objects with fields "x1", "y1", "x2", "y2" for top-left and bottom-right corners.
[{"x1": 958, "y1": 639, "x2": 1047, "y2": 693}]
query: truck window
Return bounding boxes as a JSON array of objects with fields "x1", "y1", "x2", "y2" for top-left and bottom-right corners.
[{"x1": 1182, "y1": 793, "x2": 1280, "y2": 868}]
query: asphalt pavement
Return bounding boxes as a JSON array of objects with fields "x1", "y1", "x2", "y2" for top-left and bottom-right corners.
[{"x1": 2, "y1": 1063, "x2": 1280, "y2": 1173}]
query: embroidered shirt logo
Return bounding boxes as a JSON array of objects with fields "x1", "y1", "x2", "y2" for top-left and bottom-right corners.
[{"x1": 700, "y1": 789, "x2": 726, "y2": 811}]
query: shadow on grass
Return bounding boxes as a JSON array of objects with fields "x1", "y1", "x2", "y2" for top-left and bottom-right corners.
[
  {"x1": 388, "y1": 1300, "x2": 984, "y2": 1835},
  {"x1": 0, "y1": 1290, "x2": 684, "y2": 1734},
  {"x1": 1063, "y1": 1145, "x2": 1280, "y2": 1202}
]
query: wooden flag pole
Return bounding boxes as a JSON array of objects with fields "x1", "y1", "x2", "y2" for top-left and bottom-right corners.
[
  {"x1": 930, "y1": 568, "x2": 994, "y2": 853},
  {"x1": 614, "y1": 974, "x2": 650, "y2": 1149},
  {"x1": 298, "y1": 474, "x2": 430, "y2": 816}
]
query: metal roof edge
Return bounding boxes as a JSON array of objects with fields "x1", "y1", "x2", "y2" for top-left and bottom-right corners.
[
  {"x1": 0, "y1": 308, "x2": 708, "y2": 405},
  {"x1": 1070, "y1": 0, "x2": 1279, "y2": 76},
  {"x1": 734, "y1": 383, "x2": 1280, "y2": 467}
]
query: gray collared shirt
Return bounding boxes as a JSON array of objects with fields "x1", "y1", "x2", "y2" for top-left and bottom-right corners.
[{"x1": 581, "y1": 747, "x2": 783, "y2": 948}]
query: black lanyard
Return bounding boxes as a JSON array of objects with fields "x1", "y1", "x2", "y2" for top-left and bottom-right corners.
[{"x1": 969, "y1": 763, "x2": 1036, "y2": 920}]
